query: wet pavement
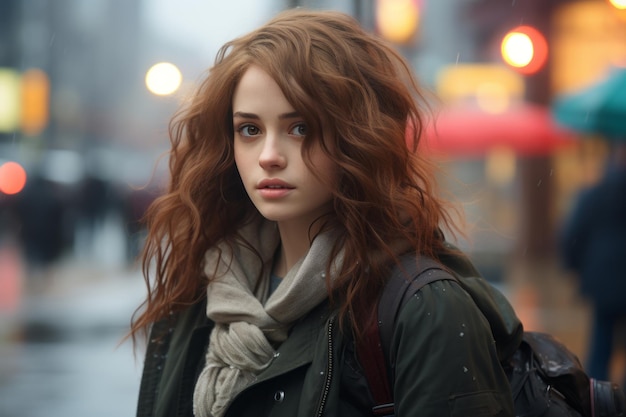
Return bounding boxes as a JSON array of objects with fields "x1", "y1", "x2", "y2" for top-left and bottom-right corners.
[
  {"x1": 0, "y1": 257, "x2": 146, "y2": 417},
  {"x1": 0, "y1": 336, "x2": 140, "y2": 417}
]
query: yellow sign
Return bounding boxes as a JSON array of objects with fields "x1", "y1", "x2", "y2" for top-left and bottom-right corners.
[
  {"x1": 20, "y1": 68, "x2": 50, "y2": 136},
  {"x1": 552, "y1": 0, "x2": 626, "y2": 94},
  {"x1": 436, "y1": 64, "x2": 525, "y2": 112},
  {"x1": 0, "y1": 68, "x2": 21, "y2": 133}
]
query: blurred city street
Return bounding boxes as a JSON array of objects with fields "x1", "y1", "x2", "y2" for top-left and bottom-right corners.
[{"x1": 0, "y1": 218, "x2": 147, "y2": 417}]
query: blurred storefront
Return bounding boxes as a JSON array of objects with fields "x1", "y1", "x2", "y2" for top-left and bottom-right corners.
[
  {"x1": 409, "y1": 0, "x2": 626, "y2": 280},
  {"x1": 414, "y1": 1, "x2": 625, "y2": 376}
]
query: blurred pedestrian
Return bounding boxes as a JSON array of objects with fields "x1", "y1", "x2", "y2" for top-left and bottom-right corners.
[
  {"x1": 14, "y1": 172, "x2": 66, "y2": 282},
  {"x1": 130, "y1": 9, "x2": 522, "y2": 417},
  {"x1": 121, "y1": 184, "x2": 158, "y2": 264},
  {"x1": 77, "y1": 174, "x2": 109, "y2": 251},
  {"x1": 560, "y1": 142, "x2": 626, "y2": 387}
]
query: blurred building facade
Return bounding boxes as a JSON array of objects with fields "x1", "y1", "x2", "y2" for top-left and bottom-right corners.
[
  {"x1": 0, "y1": 0, "x2": 624, "y2": 279},
  {"x1": 0, "y1": 0, "x2": 142, "y2": 148},
  {"x1": 0, "y1": 0, "x2": 155, "y2": 271},
  {"x1": 419, "y1": 0, "x2": 624, "y2": 276}
]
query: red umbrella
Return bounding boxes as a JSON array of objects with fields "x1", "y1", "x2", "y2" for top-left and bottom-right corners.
[{"x1": 414, "y1": 103, "x2": 576, "y2": 157}]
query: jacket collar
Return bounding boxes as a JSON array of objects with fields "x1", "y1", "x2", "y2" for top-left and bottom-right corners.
[{"x1": 253, "y1": 300, "x2": 333, "y2": 383}]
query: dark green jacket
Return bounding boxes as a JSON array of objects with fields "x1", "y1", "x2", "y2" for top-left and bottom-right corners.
[{"x1": 136, "y1": 256, "x2": 522, "y2": 417}]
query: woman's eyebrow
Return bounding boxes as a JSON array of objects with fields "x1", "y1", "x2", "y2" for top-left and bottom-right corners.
[
  {"x1": 278, "y1": 111, "x2": 300, "y2": 120},
  {"x1": 232, "y1": 111, "x2": 259, "y2": 119},
  {"x1": 232, "y1": 111, "x2": 300, "y2": 120}
]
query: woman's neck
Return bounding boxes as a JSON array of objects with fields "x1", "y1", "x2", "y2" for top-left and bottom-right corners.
[{"x1": 273, "y1": 221, "x2": 316, "y2": 277}]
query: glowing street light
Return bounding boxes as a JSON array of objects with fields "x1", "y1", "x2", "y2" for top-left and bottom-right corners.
[
  {"x1": 608, "y1": 0, "x2": 626, "y2": 9},
  {"x1": 501, "y1": 25, "x2": 548, "y2": 75},
  {"x1": 502, "y1": 32, "x2": 534, "y2": 67},
  {"x1": 145, "y1": 62, "x2": 182, "y2": 96},
  {"x1": 376, "y1": 0, "x2": 420, "y2": 44}
]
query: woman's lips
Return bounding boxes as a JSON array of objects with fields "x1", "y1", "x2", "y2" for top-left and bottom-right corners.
[{"x1": 256, "y1": 179, "x2": 294, "y2": 198}]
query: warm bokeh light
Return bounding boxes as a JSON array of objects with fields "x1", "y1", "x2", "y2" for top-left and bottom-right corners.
[
  {"x1": 475, "y1": 82, "x2": 511, "y2": 114},
  {"x1": 553, "y1": 1, "x2": 626, "y2": 92},
  {"x1": 436, "y1": 64, "x2": 525, "y2": 104},
  {"x1": 485, "y1": 147, "x2": 517, "y2": 186},
  {"x1": 502, "y1": 32, "x2": 534, "y2": 67},
  {"x1": 608, "y1": 0, "x2": 626, "y2": 9},
  {"x1": 0, "y1": 161, "x2": 27, "y2": 195},
  {"x1": 0, "y1": 244, "x2": 23, "y2": 313},
  {"x1": 501, "y1": 25, "x2": 548, "y2": 75},
  {"x1": 608, "y1": 0, "x2": 626, "y2": 23},
  {"x1": 145, "y1": 62, "x2": 182, "y2": 96},
  {"x1": 20, "y1": 68, "x2": 50, "y2": 136},
  {"x1": 376, "y1": 0, "x2": 420, "y2": 44}
]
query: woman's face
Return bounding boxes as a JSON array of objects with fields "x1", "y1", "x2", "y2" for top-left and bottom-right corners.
[{"x1": 232, "y1": 65, "x2": 336, "y2": 230}]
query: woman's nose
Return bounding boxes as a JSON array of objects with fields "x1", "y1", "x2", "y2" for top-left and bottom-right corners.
[{"x1": 259, "y1": 134, "x2": 287, "y2": 169}]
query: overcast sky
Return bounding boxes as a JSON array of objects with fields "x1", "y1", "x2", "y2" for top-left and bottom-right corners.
[{"x1": 143, "y1": 0, "x2": 283, "y2": 60}]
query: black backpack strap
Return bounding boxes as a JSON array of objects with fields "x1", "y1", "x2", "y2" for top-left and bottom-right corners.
[
  {"x1": 359, "y1": 254, "x2": 459, "y2": 416},
  {"x1": 378, "y1": 255, "x2": 459, "y2": 370}
]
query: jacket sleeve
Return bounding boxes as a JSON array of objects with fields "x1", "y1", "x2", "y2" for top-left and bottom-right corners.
[
  {"x1": 136, "y1": 300, "x2": 212, "y2": 417},
  {"x1": 391, "y1": 279, "x2": 514, "y2": 417}
]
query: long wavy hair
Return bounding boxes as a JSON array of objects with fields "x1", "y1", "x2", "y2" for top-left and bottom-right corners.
[{"x1": 130, "y1": 9, "x2": 462, "y2": 343}]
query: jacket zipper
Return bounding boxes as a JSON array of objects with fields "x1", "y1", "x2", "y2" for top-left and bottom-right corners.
[{"x1": 316, "y1": 316, "x2": 335, "y2": 417}]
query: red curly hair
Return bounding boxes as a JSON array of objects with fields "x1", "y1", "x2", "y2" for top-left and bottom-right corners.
[{"x1": 130, "y1": 9, "x2": 462, "y2": 342}]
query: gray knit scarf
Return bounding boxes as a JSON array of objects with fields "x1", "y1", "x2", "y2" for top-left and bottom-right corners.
[{"x1": 192, "y1": 219, "x2": 341, "y2": 417}]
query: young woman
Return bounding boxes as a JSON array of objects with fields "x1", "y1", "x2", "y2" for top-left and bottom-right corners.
[{"x1": 131, "y1": 9, "x2": 522, "y2": 417}]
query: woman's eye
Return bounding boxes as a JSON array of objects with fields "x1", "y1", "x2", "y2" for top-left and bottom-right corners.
[
  {"x1": 290, "y1": 123, "x2": 307, "y2": 137},
  {"x1": 238, "y1": 125, "x2": 260, "y2": 136}
]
